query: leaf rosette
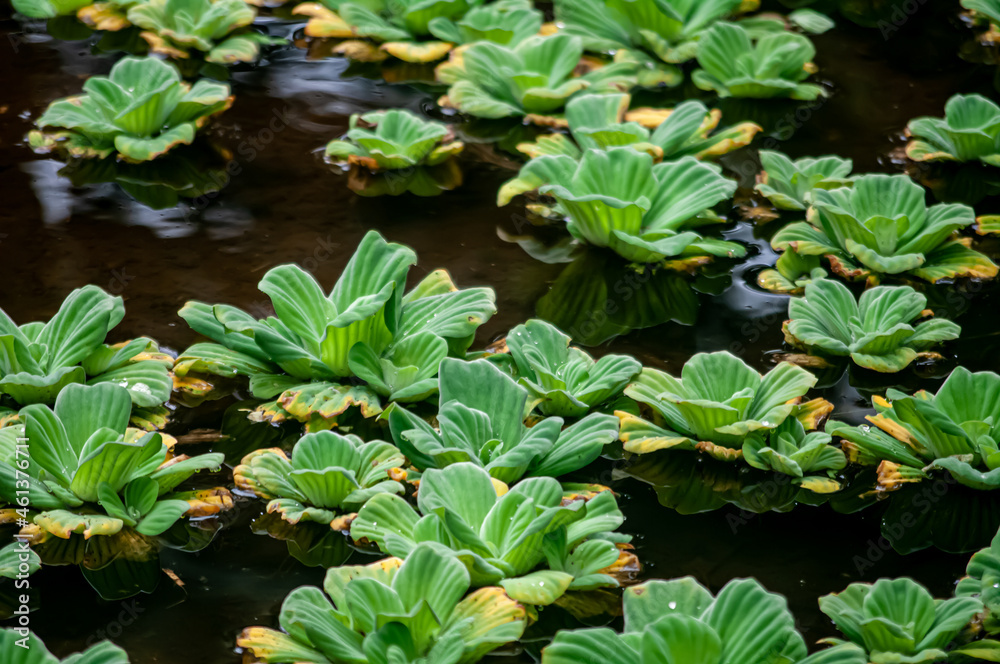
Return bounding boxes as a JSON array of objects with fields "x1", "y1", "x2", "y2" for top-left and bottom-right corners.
[
  {"x1": 543, "y1": 575, "x2": 868, "y2": 664},
  {"x1": 326, "y1": 109, "x2": 464, "y2": 171},
  {"x1": 238, "y1": 544, "x2": 527, "y2": 664},
  {"x1": 783, "y1": 278, "x2": 961, "y2": 373},
  {"x1": 127, "y1": 0, "x2": 284, "y2": 64},
  {"x1": 755, "y1": 150, "x2": 854, "y2": 211},
  {"x1": 827, "y1": 367, "x2": 1000, "y2": 492},
  {"x1": 692, "y1": 22, "x2": 825, "y2": 100},
  {"x1": 29, "y1": 57, "x2": 232, "y2": 163},
  {"x1": 175, "y1": 230, "x2": 497, "y2": 429},
  {"x1": 438, "y1": 34, "x2": 640, "y2": 122},
  {"x1": 907, "y1": 93, "x2": 1000, "y2": 166},
  {"x1": 385, "y1": 357, "x2": 621, "y2": 483},
  {"x1": 819, "y1": 577, "x2": 993, "y2": 664},
  {"x1": 503, "y1": 147, "x2": 742, "y2": 268},
  {"x1": 0, "y1": 284, "x2": 172, "y2": 415},
  {"x1": 234, "y1": 430, "x2": 407, "y2": 525},
  {"x1": 0, "y1": 384, "x2": 230, "y2": 541}
]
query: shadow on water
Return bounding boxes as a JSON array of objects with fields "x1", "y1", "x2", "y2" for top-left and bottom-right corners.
[{"x1": 3, "y1": 0, "x2": 1000, "y2": 661}]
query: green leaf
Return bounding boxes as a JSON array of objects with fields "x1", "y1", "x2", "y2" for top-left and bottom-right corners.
[
  {"x1": 624, "y1": 577, "x2": 714, "y2": 628},
  {"x1": 417, "y1": 463, "x2": 500, "y2": 530},
  {"x1": 71, "y1": 431, "x2": 164, "y2": 502},
  {"x1": 500, "y1": 570, "x2": 574, "y2": 605},
  {"x1": 542, "y1": 627, "x2": 634, "y2": 664},
  {"x1": 135, "y1": 498, "x2": 190, "y2": 535}
]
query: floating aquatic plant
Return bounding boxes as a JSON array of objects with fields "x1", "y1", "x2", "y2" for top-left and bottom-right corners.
[
  {"x1": 325, "y1": 109, "x2": 463, "y2": 171},
  {"x1": 0, "y1": 629, "x2": 130, "y2": 663},
  {"x1": 501, "y1": 318, "x2": 641, "y2": 418},
  {"x1": 956, "y1": 527, "x2": 1000, "y2": 634},
  {"x1": 29, "y1": 57, "x2": 232, "y2": 163},
  {"x1": 783, "y1": 278, "x2": 961, "y2": 373},
  {"x1": 503, "y1": 148, "x2": 742, "y2": 268},
  {"x1": 351, "y1": 462, "x2": 631, "y2": 604},
  {"x1": 760, "y1": 174, "x2": 997, "y2": 290},
  {"x1": 0, "y1": 285, "x2": 172, "y2": 414},
  {"x1": 620, "y1": 351, "x2": 831, "y2": 462},
  {"x1": 234, "y1": 431, "x2": 406, "y2": 525},
  {"x1": 294, "y1": 0, "x2": 531, "y2": 63},
  {"x1": 1, "y1": 384, "x2": 231, "y2": 541},
  {"x1": 127, "y1": 0, "x2": 284, "y2": 64},
  {"x1": 554, "y1": 0, "x2": 748, "y2": 65},
  {"x1": 819, "y1": 578, "x2": 993, "y2": 663},
  {"x1": 499, "y1": 94, "x2": 759, "y2": 202},
  {"x1": 755, "y1": 150, "x2": 854, "y2": 211},
  {"x1": 692, "y1": 22, "x2": 825, "y2": 99},
  {"x1": 907, "y1": 93, "x2": 1000, "y2": 167},
  {"x1": 543, "y1": 576, "x2": 868, "y2": 664},
  {"x1": 176, "y1": 230, "x2": 496, "y2": 429},
  {"x1": 827, "y1": 367, "x2": 1000, "y2": 492},
  {"x1": 438, "y1": 34, "x2": 639, "y2": 121}
]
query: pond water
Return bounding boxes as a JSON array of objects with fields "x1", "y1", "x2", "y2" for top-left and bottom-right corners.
[{"x1": 3, "y1": 1, "x2": 1000, "y2": 662}]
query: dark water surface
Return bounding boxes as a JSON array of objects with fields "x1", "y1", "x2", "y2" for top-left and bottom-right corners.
[{"x1": 3, "y1": 1, "x2": 1000, "y2": 662}]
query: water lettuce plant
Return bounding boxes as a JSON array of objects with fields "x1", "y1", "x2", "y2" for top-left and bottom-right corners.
[
  {"x1": 385, "y1": 358, "x2": 620, "y2": 482},
  {"x1": 438, "y1": 34, "x2": 639, "y2": 121},
  {"x1": 743, "y1": 418, "x2": 847, "y2": 493},
  {"x1": 351, "y1": 462, "x2": 630, "y2": 604},
  {"x1": 77, "y1": 0, "x2": 142, "y2": 31},
  {"x1": 503, "y1": 148, "x2": 742, "y2": 268},
  {"x1": 543, "y1": 576, "x2": 868, "y2": 664},
  {"x1": 956, "y1": 528, "x2": 1000, "y2": 634},
  {"x1": 620, "y1": 351, "x2": 828, "y2": 461},
  {"x1": 755, "y1": 150, "x2": 854, "y2": 210},
  {"x1": 127, "y1": 0, "x2": 283, "y2": 64},
  {"x1": 692, "y1": 22, "x2": 825, "y2": 99},
  {"x1": 0, "y1": 285, "x2": 172, "y2": 411},
  {"x1": 502, "y1": 319, "x2": 641, "y2": 417},
  {"x1": 553, "y1": 0, "x2": 747, "y2": 65},
  {"x1": 237, "y1": 544, "x2": 527, "y2": 664},
  {"x1": 1, "y1": 384, "x2": 229, "y2": 541},
  {"x1": 11, "y1": 0, "x2": 90, "y2": 18},
  {"x1": 818, "y1": 578, "x2": 992, "y2": 663},
  {"x1": 0, "y1": 541, "x2": 39, "y2": 579},
  {"x1": 346, "y1": 160, "x2": 465, "y2": 197},
  {"x1": 827, "y1": 367, "x2": 1000, "y2": 491},
  {"x1": 501, "y1": 93, "x2": 759, "y2": 192},
  {"x1": 51, "y1": 149, "x2": 228, "y2": 210},
  {"x1": 906, "y1": 93, "x2": 1000, "y2": 166},
  {"x1": 234, "y1": 431, "x2": 406, "y2": 525},
  {"x1": 175, "y1": 230, "x2": 496, "y2": 429},
  {"x1": 534, "y1": 249, "x2": 700, "y2": 346},
  {"x1": 325, "y1": 109, "x2": 463, "y2": 171},
  {"x1": 427, "y1": 0, "x2": 542, "y2": 47},
  {"x1": 783, "y1": 278, "x2": 961, "y2": 373},
  {"x1": 0, "y1": 629, "x2": 130, "y2": 663},
  {"x1": 762, "y1": 174, "x2": 997, "y2": 288},
  {"x1": 29, "y1": 57, "x2": 232, "y2": 163}
]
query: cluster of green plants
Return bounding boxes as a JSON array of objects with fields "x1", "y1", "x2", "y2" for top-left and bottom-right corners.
[
  {"x1": 19, "y1": 0, "x2": 836, "y2": 200},
  {"x1": 10, "y1": 1, "x2": 1000, "y2": 662}
]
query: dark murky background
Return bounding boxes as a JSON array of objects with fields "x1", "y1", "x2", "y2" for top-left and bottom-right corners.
[{"x1": 3, "y1": 0, "x2": 1000, "y2": 661}]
